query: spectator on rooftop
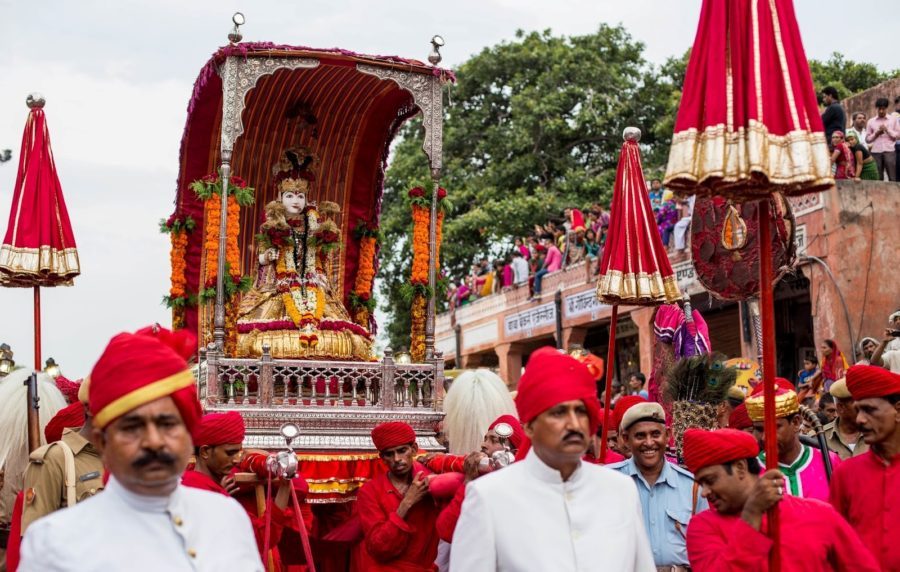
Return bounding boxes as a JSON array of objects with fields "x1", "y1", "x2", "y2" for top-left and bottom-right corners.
[
  {"x1": 531, "y1": 234, "x2": 561, "y2": 298},
  {"x1": 830, "y1": 131, "x2": 856, "y2": 180},
  {"x1": 584, "y1": 229, "x2": 600, "y2": 257},
  {"x1": 511, "y1": 250, "x2": 529, "y2": 287},
  {"x1": 820, "y1": 86, "x2": 846, "y2": 144},
  {"x1": 866, "y1": 97, "x2": 899, "y2": 181},
  {"x1": 846, "y1": 112, "x2": 868, "y2": 151},
  {"x1": 846, "y1": 132, "x2": 878, "y2": 181},
  {"x1": 648, "y1": 179, "x2": 664, "y2": 211}
]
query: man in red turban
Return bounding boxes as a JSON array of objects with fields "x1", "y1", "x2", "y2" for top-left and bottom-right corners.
[
  {"x1": 610, "y1": 395, "x2": 648, "y2": 459},
  {"x1": 830, "y1": 365, "x2": 900, "y2": 571},
  {"x1": 354, "y1": 421, "x2": 439, "y2": 571},
  {"x1": 684, "y1": 428, "x2": 878, "y2": 571},
  {"x1": 19, "y1": 326, "x2": 263, "y2": 571},
  {"x1": 727, "y1": 403, "x2": 753, "y2": 432},
  {"x1": 450, "y1": 347, "x2": 654, "y2": 571}
]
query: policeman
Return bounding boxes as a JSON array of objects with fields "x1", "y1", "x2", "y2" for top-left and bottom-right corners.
[
  {"x1": 609, "y1": 402, "x2": 707, "y2": 571},
  {"x1": 20, "y1": 381, "x2": 104, "y2": 532}
]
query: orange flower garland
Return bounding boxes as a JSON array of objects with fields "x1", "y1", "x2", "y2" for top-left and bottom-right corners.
[
  {"x1": 161, "y1": 214, "x2": 196, "y2": 330},
  {"x1": 410, "y1": 294, "x2": 427, "y2": 362},
  {"x1": 410, "y1": 204, "x2": 431, "y2": 285},
  {"x1": 351, "y1": 231, "x2": 378, "y2": 327},
  {"x1": 406, "y1": 187, "x2": 448, "y2": 362}
]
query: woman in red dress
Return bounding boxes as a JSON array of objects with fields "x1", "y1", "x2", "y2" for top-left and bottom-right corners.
[{"x1": 830, "y1": 131, "x2": 855, "y2": 180}]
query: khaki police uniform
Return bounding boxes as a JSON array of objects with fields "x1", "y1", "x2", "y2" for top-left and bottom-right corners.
[{"x1": 21, "y1": 428, "x2": 104, "y2": 532}]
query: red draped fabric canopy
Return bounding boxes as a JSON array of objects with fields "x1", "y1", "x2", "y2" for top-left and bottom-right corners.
[{"x1": 0, "y1": 99, "x2": 80, "y2": 287}]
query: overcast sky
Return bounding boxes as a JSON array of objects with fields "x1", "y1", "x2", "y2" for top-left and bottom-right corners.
[{"x1": 0, "y1": 0, "x2": 893, "y2": 377}]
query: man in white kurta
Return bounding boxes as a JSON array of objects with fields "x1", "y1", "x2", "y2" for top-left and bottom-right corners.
[
  {"x1": 449, "y1": 347, "x2": 655, "y2": 571},
  {"x1": 19, "y1": 476, "x2": 262, "y2": 571}
]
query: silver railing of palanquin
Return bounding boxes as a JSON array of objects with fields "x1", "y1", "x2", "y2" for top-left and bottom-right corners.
[{"x1": 200, "y1": 27, "x2": 449, "y2": 451}]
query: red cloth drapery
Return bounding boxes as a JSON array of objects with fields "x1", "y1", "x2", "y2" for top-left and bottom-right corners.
[
  {"x1": 596, "y1": 133, "x2": 681, "y2": 305},
  {"x1": 664, "y1": 0, "x2": 833, "y2": 198},
  {"x1": 0, "y1": 102, "x2": 79, "y2": 287}
]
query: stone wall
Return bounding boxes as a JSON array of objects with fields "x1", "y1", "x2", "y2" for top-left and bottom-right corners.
[{"x1": 844, "y1": 77, "x2": 900, "y2": 125}]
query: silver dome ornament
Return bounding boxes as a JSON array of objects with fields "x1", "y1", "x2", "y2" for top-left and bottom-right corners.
[
  {"x1": 228, "y1": 12, "x2": 245, "y2": 45},
  {"x1": 26, "y1": 93, "x2": 46, "y2": 109},
  {"x1": 428, "y1": 35, "x2": 445, "y2": 66},
  {"x1": 623, "y1": 126, "x2": 641, "y2": 142}
]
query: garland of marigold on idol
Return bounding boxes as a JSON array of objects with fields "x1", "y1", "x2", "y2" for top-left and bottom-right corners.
[
  {"x1": 405, "y1": 187, "x2": 449, "y2": 362},
  {"x1": 191, "y1": 174, "x2": 255, "y2": 354},
  {"x1": 350, "y1": 220, "x2": 381, "y2": 328},
  {"x1": 159, "y1": 214, "x2": 197, "y2": 330}
]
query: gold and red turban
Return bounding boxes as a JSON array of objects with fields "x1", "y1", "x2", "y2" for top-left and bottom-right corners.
[
  {"x1": 89, "y1": 325, "x2": 201, "y2": 432},
  {"x1": 489, "y1": 414, "x2": 525, "y2": 450},
  {"x1": 846, "y1": 364, "x2": 900, "y2": 400},
  {"x1": 612, "y1": 395, "x2": 648, "y2": 432},
  {"x1": 193, "y1": 411, "x2": 246, "y2": 447},
  {"x1": 515, "y1": 347, "x2": 601, "y2": 432},
  {"x1": 728, "y1": 403, "x2": 753, "y2": 430},
  {"x1": 745, "y1": 380, "x2": 799, "y2": 422},
  {"x1": 683, "y1": 428, "x2": 759, "y2": 474},
  {"x1": 44, "y1": 402, "x2": 86, "y2": 443},
  {"x1": 371, "y1": 421, "x2": 417, "y2": 451}
]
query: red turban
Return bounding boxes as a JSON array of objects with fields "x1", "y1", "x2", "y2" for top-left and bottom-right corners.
[
  {"x1": 193, "y1": 411, "x2": 246, "y2": 447},
  {"x1": 515, "y1": 347, "x2": 601, "y2": 432},
  {"x1": 612, "y1": 395, "x2": 647, "y2": 431},
  {"x1": 846, "y1": 364, "x2": 900, "y2": 400},
  {"x1": 683, "y1": 428, "x2": 759, "y2": 474},
  {"x1": 44, "y1": 402, "x2": 86, "y2": 443},
  {"x1": 728, "y1": 403, "x2": 753, "y2": 430},
  {"x1": 371, "y1": 422, "x2": 417, "y2": 451},
  {"x1": 489, "y1": 415, "x2": 525, "y2": 450},
  {"x1": 54, "y1": 375, "x2": 82, "y2": 404},
  {"x1": 89, "y1": 325, "x2": 201, "y2": 433}
]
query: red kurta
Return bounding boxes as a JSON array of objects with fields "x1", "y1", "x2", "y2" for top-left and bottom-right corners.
[
  {"x1": 686, "y1": 495, "x2": 878, "y2": 571},
  {"x1": 830, "y1": 450, "x2": 900, "y2": 571},
  {"x1": 423, "y1": 453, "x2": 465, "y2": 474},
  {"x1": 354, "y1": 463, "x2": 439, "y2": 571}
]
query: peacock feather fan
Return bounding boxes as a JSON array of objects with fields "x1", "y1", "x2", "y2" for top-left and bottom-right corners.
[{"x1": 664, "y1": 352, "x2": 737, "y2": 405}]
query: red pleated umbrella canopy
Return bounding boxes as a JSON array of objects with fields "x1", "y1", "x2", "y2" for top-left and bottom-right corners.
[
  {"x1": 597, "y1": 127, "x2": 681, "y2": 306},
  {"x1": 0, "y1": 94, "x2": 80, "y2": 287}
]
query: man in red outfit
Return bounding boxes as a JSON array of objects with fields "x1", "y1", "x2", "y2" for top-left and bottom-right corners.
[
  {"x1": 355, "y1": 421, "x2": 439, "y2": 571},
  {"x1": 683, "y1": 428, "x2": 878, "y2": 571},
  {"x1": 830, "y1": 364, "x2": 900, "y2": 571}
]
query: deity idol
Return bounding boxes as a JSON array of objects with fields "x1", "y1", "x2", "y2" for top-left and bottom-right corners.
[{"x1": 236, "y1": 149, "x2": 373, "y2": 360}]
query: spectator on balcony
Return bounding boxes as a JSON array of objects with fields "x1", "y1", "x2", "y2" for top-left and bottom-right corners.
[
  {"x1": 847, "y1": 112, "x2": 868, "y2": 150},
  {"x1": 565, "y1": 230, "x2": 587, "y2": 266},
  {"x1": 511, "y1": 250, "x2": 529, "y2": 287},
  {"x1": 456, "y1": 279, "x2": 472, "y2": 307},
  {"x1": 514, "y1": 237, "x2": 530, "y2": 260},
  {"x1": 500, "y1": 256, "x2": 514, "y2": 290},
  {"x1": 831, "y1": 131, "x2": 856, "y2": 180},
  {"x1": 866, "y1": 98, "x2": 899, "y2": 181},
  {"x1": 656, "y1": 198, "x2": 678, "y2": 248},
  {"x1": 820, "y1": 86, "x2": 846, "y2": 143},
  {"x1": 648, "y1": 179, "x2": 664, "y2": 211},
  {"x1": 673, "y1": 196, "x2": 696, "y2": 252},
  {"x1": 584, "y1": 229, "x2": 600, "y2": 258},
  {"x1": 531, "y1": 234, "x2": 562, "y2": 298},
  {"x1": 846, "y1": 132, "x2": 879, "y2": 181}
]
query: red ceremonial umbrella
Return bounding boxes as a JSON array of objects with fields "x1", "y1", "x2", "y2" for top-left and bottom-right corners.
[
  {"x1": 663, "y1": 2, "x2": 832, "y2": 568},
  {"x1": 595, "y1": 127, "x2": 681, "y2": 461},
  {"x1": 0, "y1": 94, "x2": 80, "y2": 372}
]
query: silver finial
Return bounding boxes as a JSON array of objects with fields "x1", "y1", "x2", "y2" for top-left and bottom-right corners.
[
  {"x1": 623, "y1": 126, "x2": 641, "y2": 142},
  {"x1": 428, "y1": 35, "x2": 445, "y2": 66},
  {"x1": 228, "y1": 12, "x2": 245, "y2": 45},
  {"x1": 26, "y1": 93, "x2": 46, "y2": 109}
]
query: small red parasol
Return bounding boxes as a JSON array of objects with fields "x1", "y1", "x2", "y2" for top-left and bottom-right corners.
[
  {"x1": 595, "y1": 126, "x2": 681, "y2": 462},
  {"x1": 663, "y1": 2, "x2": 832, "y2": 569},
  {"x1": 0, "y1": 94, "x2": 80, "y2": 372}
]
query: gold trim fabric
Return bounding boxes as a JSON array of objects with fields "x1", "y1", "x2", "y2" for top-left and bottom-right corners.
[
  {"x1": 0, "y1": 245, "x2": 80, "y2": 286},
  {"x1": 597, "y1": 270, "x2": 682, "y2": 306},
  {"x1": 664, "y1": 121, "x2": 834, "y2": 199},
  {"x1": 745, "y1": 389, "x2": 799, "y2": 421},
  {"x1": 237, "y1": 329, "x2": 373, "y2": 360}
]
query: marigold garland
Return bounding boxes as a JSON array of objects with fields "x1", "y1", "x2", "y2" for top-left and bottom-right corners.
[
  {"x1": 406, "y1": 187, "x2": 448, "y2": 362},
  {"x1": 350, "y1": 220, "x2": 380, "y2": 327},
  {"x1": 160, "y1": 214, "x2": 196, "y2": 330},
  {"x1": 410, "y1": 293, "x2": 427, "y2": 362}
]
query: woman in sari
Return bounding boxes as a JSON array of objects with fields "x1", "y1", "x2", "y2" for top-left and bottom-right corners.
[
  {"x1": 830, "y1": 131, "x2": 856, "y2": 180},
  {"x1": 819, "y1": 339, "x2": 848, "y2": 391},
  {"x1": 846, "y1": 132, "x2": 879, "y2": 180}
]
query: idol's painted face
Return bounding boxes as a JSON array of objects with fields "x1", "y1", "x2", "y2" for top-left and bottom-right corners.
[{"x1": 282, "y1": 191, "x2": 306, "y2": 215}]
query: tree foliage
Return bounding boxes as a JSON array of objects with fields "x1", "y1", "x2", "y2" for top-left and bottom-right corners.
[{"x1": 808, "y1": 52, "x2": 897, "y2": 100}]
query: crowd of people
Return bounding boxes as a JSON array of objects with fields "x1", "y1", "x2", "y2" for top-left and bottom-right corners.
[{"x1": 822, "y1": 86, "x2": 900, "y2": 182}]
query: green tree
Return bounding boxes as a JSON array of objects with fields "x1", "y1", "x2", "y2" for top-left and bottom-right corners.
[
  {"x1": 808, "y1": 52, "x2": 897, "y2": 100},
  {"x1": 378, "y1": 25, "x2": 678, "y2": 350}
]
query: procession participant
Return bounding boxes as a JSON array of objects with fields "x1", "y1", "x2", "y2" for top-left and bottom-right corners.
[
  {"x1": 609, "y1": 402, "x2": 707, "y2": 570},
  {"x1": 830, "y1": 365, "x2": 900, "y2": 571},
  {"x1": 182, "y1": 411, "x2": 311, "y2": 570},
  {"x1": 21, "y1": 380, "x2": 103, "y2": 533},
  {"x1": 727, "y1": 403, "x2": 753, "y2": 433},
  {"x1": 450, "y1": 347, "x2": 655, "y2": 571},
  {"x1": 684, "y1": 428, "x2": 878, "y2": 571},
  {"x1": 18, "y1": 326, "x2": 263, "y2": 571},
  {"x1": 355, "y1": 421, "x2": 440, "y2": 571},
  {"x1": 823, "y1": 378, "x2": 868, "y2": 460},
  {"x1": 745, "y1": 381, "x2": 840, "y2": 501}
]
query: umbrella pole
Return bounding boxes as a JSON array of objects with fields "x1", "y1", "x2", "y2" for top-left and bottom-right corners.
[
  {"x1": 598, "y1": 304, "x2": 619, "y2": 462},
  {"x1": 34, "y1": 286, "x2": 41, "y2": 369},
  {"x1": 757, "y1": 199, "x2": 781, "y2": 571}
]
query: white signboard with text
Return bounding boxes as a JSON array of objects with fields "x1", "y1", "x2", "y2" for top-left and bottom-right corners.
[{"x1": 504, "y1": 302, "x2": 556, "y2": 337}]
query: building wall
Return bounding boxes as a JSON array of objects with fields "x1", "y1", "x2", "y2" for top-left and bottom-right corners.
[{"x1": 844, "y1": 78, "x2": 900, "y2": 124}]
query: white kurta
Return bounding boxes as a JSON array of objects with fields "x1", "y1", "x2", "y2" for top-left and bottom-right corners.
[
  {"x1": 19, "y1": 475, "x2": 263, "y2": 571},
  {"x1": 449, "y1": 450, "x2": 655, "y2": 572}
]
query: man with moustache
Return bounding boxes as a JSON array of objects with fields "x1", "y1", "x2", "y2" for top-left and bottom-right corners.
[
  {"x1": 609, "y1": 402, "x2": 706, "y2": 570},
  {"x1": 684, "y1": 428, "x2": 878, "y2": 571},
  {"x1": 830, "y1": 365, "x2": 900, "y2": 571},
  {"x1": 18, "y1": 325, "x2": 263, "y2": 571},
  {"x1": 355, "y1": 421, "x2": 440, "y2": 571},
  {"x1": 450, "y1": 347, "x2": 655, "y2": 571}
]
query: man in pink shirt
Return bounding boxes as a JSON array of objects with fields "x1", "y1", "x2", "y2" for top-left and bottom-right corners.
[
  {"x1": 531, "y1": 234, "x2": 561, "y2": 297},
  {"x1": 865, "y1": 97, "x2": 899, "y2": 181}
]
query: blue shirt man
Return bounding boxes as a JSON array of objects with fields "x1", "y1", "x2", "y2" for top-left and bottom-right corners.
[{"x1": 609, "y1": 402, "x2": 708, "y2": 568}]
